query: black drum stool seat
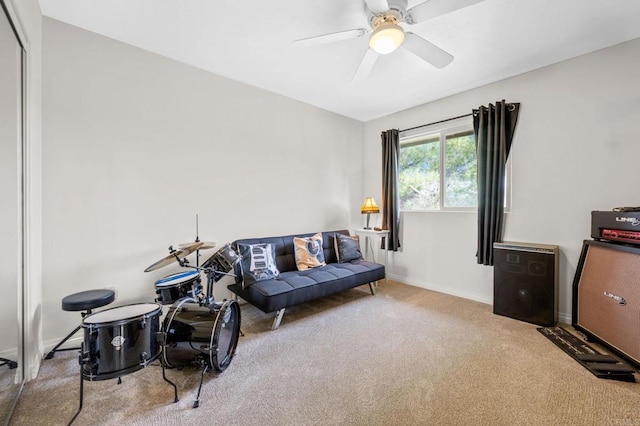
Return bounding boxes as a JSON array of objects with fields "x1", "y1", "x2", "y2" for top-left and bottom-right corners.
[
  {"x1": 45, "y1": 289, "x2": 115, "y2": 360},
  {"x1": 62, "y1": 290, "x2": 115, "y2": 312}
]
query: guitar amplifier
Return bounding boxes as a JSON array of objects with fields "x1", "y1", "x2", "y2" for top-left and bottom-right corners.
[
  {"x1": 591, "y1": 210, "x2": 640, "y2": 245},
  {"x1": 572, "y1": 239, "x2": 640, "y2": 367},
  {"x1": 493, "y1": 242, "x2": 559, "y2": 327}
]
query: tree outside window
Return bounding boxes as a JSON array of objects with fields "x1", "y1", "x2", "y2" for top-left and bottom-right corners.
[{"x1": 399, "y1": 125, "x2": 478, "y2": 211}]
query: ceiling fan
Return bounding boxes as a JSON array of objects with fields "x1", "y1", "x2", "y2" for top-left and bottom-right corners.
[{"x1": 294, "y1": 0, "x2": 485, "y2": 81}]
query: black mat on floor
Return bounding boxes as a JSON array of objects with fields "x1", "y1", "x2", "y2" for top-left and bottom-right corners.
[{"x1": 537, "y1": 326, "x2": 636, "y2": 382}]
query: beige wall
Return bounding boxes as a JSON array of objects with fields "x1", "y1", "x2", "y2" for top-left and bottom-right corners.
[
  {"x1": 42, "y1": 18, "x2": 364, "y2": 347},
  {"x1": 364, "y1": 37, "x2": 640, "y2": 322},
  {"x1": 40, "y1": 13, "x2": 640, "y2": 348}
]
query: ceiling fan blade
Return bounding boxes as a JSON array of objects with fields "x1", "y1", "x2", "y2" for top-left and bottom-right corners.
[
  {"x1": 408, "y1": 0, "x2": 485, "y2": 24},
  {"x1": 364, "y1": 0, "x2": 390, "y2": 14},
  {"x1": 352, "y1": 48, "x2": 379, "y2": 82},
  {"x1": 294, "y1": 28, "x2": 368, "y2": 47},
  {"x1": 402, "y1": 32, "x2": 453, "y2": 69}
]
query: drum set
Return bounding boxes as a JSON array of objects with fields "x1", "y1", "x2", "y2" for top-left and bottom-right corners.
[{"x1": 69, "y1": 239, "x2": 241, "y2": 424}]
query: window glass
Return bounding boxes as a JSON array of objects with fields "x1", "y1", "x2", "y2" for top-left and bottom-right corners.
[
  {"x1": 444, "y1": 130, "x2": 477, "y2": 208},
  {"x1": 399, "y1": 119, "x2": 486, "y2": 211},
  {"x1": 399, "y1": 135, "x2": 440, "y2": 210}
]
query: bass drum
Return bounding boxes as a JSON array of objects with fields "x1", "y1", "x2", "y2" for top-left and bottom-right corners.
[
  {"x1": 162, "y1": 298, "x2": 241, "y2": 372},
  {"x1": 81, "y1": 303, "x2": 162, "y2": 381}
]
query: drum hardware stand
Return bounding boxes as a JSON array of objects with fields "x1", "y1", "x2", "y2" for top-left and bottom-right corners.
[
  {"x1": 0, "y1": 357, "x2": 17, "y2": 369},
  {"x1": 45, "y1": 309, "x2": 94, "y2": 359},
  {"x1": 193, "y1": 356, "x2": 210, "y2": 408},
  {"x1": 201, "y1": 267, "x2": 245, "y2": 336},
  {"x1": 46, "y1": 289, "x2": 116, "y2": 360},
  {"x1": 69, "y1": 336, "x2": 180, "y2": 425},
  {"x1": 156, "y1": 332, "x2": 180, "y2": 403},
  {"x1": 68, "y1": 342, "x2": 89, "y2": 425}
]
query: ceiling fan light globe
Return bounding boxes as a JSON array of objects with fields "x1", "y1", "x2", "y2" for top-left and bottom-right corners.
[{"x1": 369, "y1": 23, "x2": 405, "y2": 54}]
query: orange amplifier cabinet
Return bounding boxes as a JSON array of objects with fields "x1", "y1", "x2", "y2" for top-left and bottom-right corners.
[{"x1": 572, "y1": 240, "x2": 640, "y2": 367}]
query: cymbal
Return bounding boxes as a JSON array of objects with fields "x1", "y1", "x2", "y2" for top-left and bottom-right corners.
[
  {"x1": 144, "y1": 248, "x2": 189, "y2": 273},
  {"x1": 177, "y1": 241, "x2": 204, "y2": 252},
  {"x1": 178, "y1": 241, "x2": 216, "y2": 250}
]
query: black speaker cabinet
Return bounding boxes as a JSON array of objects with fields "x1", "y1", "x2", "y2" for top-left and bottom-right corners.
[
  {"x1": 493, "y1": 242, "x2": 559, "y2": 327},
  {"x1": 573, "y1": 240, "x2": 640, "y2": 367}
]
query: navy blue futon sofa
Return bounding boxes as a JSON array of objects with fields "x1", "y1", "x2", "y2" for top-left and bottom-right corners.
[{"x1": 227, "y1": 230, "x2": 385, "y2": 330}]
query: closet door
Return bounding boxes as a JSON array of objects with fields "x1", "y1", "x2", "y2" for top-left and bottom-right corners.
[{"x1": 0, "y1": 1, "x2": 24, "y2": 422}]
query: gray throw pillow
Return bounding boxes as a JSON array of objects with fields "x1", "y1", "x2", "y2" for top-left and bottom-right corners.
[
  {"x1": 238, "y1": 243, "x2": 279, "y2": 288},
  {"x1": 335, "y1": 233, "x2": 362, "y2": 263}
]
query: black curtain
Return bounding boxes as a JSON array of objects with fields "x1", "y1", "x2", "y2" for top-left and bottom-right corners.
[
  {"x1": 473, "y1": 100, "x2": 520, "y2": 265},
  {"x1": 381, "y1": 129, "x2": 401, "y2": 251}
]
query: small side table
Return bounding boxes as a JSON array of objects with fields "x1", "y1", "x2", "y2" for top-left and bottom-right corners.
[{"x1": 354, "y1": 228, "x2": 389, "y2": 284}]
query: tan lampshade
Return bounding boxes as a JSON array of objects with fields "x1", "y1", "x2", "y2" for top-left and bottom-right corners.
[{"x1": 361, "y1": 197, "x2": 380, "y2": 214}]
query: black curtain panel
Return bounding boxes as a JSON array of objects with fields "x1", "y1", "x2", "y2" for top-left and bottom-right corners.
[
  {"x1": 381, "y1": 129, "x2": 401, "y2": 251},
  {"x1": 473, "y1": 100, "x2": 520, "y2": 265}
]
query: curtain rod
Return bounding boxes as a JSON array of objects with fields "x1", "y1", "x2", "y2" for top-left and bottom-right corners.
[{"x1": 399, "y1": 112, "x2": 472, "y2": 134}]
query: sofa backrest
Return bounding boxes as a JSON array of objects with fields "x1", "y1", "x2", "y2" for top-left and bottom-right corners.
[{"x1": 232, "y1": 230, "x2": 350, "y2": 281}]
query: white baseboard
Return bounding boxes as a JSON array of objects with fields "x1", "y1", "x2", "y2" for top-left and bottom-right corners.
[
  {"x1": 0, "y1": 347, "x2": 18, "y2": 360},
  {"x1": 387, "y1": 273, "x2": 572, "y2": 325},
  {"x1": 387, "y1": 273, "x2": 493, "y2": 305},
  {"x1": 43, "y1": 333, "x2": 83, "y2": 354}
]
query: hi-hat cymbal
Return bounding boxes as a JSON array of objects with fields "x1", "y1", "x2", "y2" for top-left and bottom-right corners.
[
  {"x1": 144, "y1": 248, "x2": 189, "y2": 273},
  {"x1": 178, "y1": 241, "x2": 216, "y2": 250},
  {"x1": 176, "y1": 241, "x2": 204, "y2": 253}
]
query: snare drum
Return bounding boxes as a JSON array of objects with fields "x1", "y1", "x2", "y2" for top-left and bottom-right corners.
[
  {"x1": 81, "y1": 303, "x2": 162, "y2": 381},
  {"x1": 154, "y1": 270, "x2": 202, "y2": 304},
  {"x1": 202, "y1": 243, "x2": 238, "y2": 273},
  {"x1": 162, "y1": 298, "x2": 241, "y2": 372}
]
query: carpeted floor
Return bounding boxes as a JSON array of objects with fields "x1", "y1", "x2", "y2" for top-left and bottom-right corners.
[{"x1": 9, "y1": 281, "x2": 640, "y2": 425}]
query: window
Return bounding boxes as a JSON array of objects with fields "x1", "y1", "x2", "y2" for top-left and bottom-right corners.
[{"x1": 399, "y1": 118, "x2": 490, "y2": 211}]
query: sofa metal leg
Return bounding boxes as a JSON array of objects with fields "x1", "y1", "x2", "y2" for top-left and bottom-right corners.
[
  {"x1": 272, "y1": 308, "x2": 285, "y2": 331},
  {"x1": 368, "y1": 282, "x2": 376, "y2": 295}
]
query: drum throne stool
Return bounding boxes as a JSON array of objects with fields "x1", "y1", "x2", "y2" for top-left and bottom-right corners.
[{"x1": 45, "y1": 289, "x2": 115, "y2": 360}]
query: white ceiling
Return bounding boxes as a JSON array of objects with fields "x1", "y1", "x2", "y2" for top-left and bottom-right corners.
[{"x1": 38, "y1": 0, "x2": 640, "y2": 122}]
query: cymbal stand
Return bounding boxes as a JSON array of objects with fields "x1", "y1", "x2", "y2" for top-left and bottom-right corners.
[
  {"x1": 176, "y1": 252, "x2": 237, "y2": 307},
  {"x1": 202, "y1": 267, "x2": 236, "y2": 307},
  {"x1": 202, "y1": 266, "x2": 244, "y2": 337}
]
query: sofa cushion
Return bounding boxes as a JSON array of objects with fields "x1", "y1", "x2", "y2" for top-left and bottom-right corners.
[
  {"x1": 228, "y1": 260, "x2": 385, "y2": 313},
  {"x1": 238, "y1": 243, "x2": 279, "y2": 288},
  {"x1": 335, "y1": 233, "x2": 362, "y2": 263},
  {"x1": 293, "y1": 232, "x2": 326, "y2": 271}
]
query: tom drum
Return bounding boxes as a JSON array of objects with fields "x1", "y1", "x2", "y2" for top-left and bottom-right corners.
[
  {"x1": 154, "y1": 270, "x2": 202, "y2": 304},
  {"x1": 202, "y1": 243, "x2": 238, "y2": 273}
]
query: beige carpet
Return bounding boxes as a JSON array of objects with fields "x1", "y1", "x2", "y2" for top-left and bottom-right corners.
[{"x1": 9, "y1": 281, "x2": 640, "y2": 425}]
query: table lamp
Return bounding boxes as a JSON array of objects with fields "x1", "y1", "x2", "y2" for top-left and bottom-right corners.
[{"x1": 361, "y1": 197, "x2": 380, "y2": 229}]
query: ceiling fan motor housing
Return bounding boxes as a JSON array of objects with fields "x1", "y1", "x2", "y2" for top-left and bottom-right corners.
[{"x1": 368, "y1": 1, "x2": 408, "y2": 26}]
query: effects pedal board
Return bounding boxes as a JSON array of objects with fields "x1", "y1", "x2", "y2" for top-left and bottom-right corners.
[{"x1": 538, "y1": 327, "x2": 636, "y2": 382}]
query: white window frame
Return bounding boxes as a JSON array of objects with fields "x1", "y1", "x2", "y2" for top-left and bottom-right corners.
[{"x1": 399, "y1": 116, "x2": 511, "y2": 212}]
